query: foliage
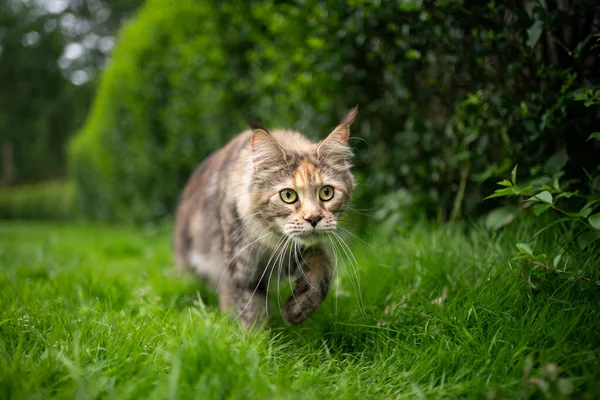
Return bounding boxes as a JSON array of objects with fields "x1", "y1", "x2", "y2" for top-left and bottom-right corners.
[
  {"x1": 69, "y1": 0, "x2": 600, "y2": 222},
  {"x1": 0, "y1": 180, "x2": 74, "y2": 220},
  {"x1": 1, "y1": 219, "x2": 599, "y2": 398},
  {"x1": 69, "y1": 0, "x2": 239, "y2": 221},
  {"x1": 486, "y1": 123, "x2": 600, "y2": 288},
  {"x1": 0, "y1": 0, "x2": 142, "y2": 185}
]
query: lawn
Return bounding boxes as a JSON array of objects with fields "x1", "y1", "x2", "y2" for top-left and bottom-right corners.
[{"x1": 1, "y1": 220, "x2": 599, "y2": 399}]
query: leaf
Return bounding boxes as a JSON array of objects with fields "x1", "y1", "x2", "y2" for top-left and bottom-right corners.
[
  {"x1": 511, "y1": 165, "x2": 518, "y2": 186},
  {"x1": 484, "y1": 187, "x2": 516, "y2": 200},
  {"x1": 535, "y1": 191, "x2": 553, "y2": 204},
  {"x1": 579, "y1": 200, "x2": 599, "y2": 218},
  {"x1": 406, "y1": 49, "x2": 421, "y2": 60},
  {"x1": 587, "y1": 132, "x2": 600, "y2": 141},
  {"x1": 485, "y1": 206, "x2": 515, "y2": 230},
  {"x1": 544, "y1": 148, "x2": 567, "y2": 175},
  {"x1": 516, "y1": 243, "x2": 534, "y2": 256},
  {"x1": 578, "y1": 231, "x2": 600, "y2": 249},
  {"x1": 589, "y1": 213, "x2": 600, "y2": 230},
  {"x1": 497, "y1": 179, "x2": 513, "y2": 187},
  {"x1": 557, "y1": 379, "x2": 573, "y2": 395},
  {"x1": 532, "y1": 203, "x2": 551, "y2": 216},
  {"x1": 553, "y1": 254, "x2": 562, "y2": 268},
  {"x1": 574, "y1": 33, "x2": 594, "y2": 58},
  {"x1": 523, "y1": 119, "x2": 536, "y2": 132},
  {"x1": 526, "y1": 20, "x2": 544, "y2": 48}
]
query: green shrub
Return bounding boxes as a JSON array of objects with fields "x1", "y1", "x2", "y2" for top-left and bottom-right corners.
[
  {"x1": 70, "y1": 0, "x2": 600, "y2": 222},
  {"x1": 69, "y1": 0, "x2": 239, "y2": 221},
  {"x1": 484, "y1": 124, "x2": 600, "y2": 286},
  {"x1": 0, "y1": 181, "x2": 74, "y2": 220}
]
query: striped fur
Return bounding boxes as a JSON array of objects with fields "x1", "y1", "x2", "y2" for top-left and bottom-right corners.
[{"x1": 174, "y1": 107, "x2": 357, "y2": 329}]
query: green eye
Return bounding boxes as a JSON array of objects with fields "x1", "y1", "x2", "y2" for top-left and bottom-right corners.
[
  {"x1": 280, "y1": 189, "x2": 298, "y2": 204},
  {"x1": 319, "y1": 185, "x2": 334, "y2": 201}
]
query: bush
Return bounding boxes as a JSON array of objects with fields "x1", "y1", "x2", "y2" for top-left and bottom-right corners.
[
  {"x1": 70, "y1": 0, "x2": 600, "y2": 222},
  {"x1": 69, "y1": 0, "x2": 239, "y2": 221},
  {"x1": 0, "y1": 180, "x2": 74, "y2": 220}
]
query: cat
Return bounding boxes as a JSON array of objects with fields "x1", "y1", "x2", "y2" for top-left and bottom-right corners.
[{"x1": 174, "y1": 107, "x2": 357, "y2": 329}]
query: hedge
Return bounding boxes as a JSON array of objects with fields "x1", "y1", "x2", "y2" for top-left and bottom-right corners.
[
  {"x1": 69, "y1": 0, "x2": 600, "y2": 222},
  {"x1": 0, "y1": 180, "x2": 74, "y2": 220}
]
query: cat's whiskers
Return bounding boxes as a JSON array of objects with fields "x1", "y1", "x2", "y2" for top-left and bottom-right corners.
[
  {"x1": 236, "y1": 234, "x2": 287, "y2": 323},
  {"x1": 326, "y1": 235, "x2": 341, "y2": 315},
  {"x1": 345, "y1": 205, "x2": 376, "y2": 215},
  {"x1": 337, "y1": 226, "x2": 373, "y2": 248},
  {"x1": 288, "y1": 240, "x2": 308, "y2": 322},
  {"x1": 335, "y1": 233, "x2": 365, "y2": 316},
  {"x1": 332, "y1": 231, "x2": 363, "y2": 272},
  {"x1": 230, "y1": 212, "x2": 261, "y2": 243},
  {"x1": 294, "y1": 241, "x2": 316, "y2": 290},
  {"x1": 216, "y1": 231, "x2": 273, "y2": 293},
  {"x1": 268, "y1": 236, "x2": 292, "y2": 319},
  {"x1": 331, "y1": 232, "x2": 366, "y2": 317},
  {"x1": 263, "y1": 235, "x2": 290, "y2": 318},
  {"x1": 275, "y1": 236, "x2": 290, "y2": 318},
  {"x1": 279, "y1": 238, "x2": 296, "y2": 319},
  {"x1": 327, "y1": 234, "x2": 360, "y2": 314}
]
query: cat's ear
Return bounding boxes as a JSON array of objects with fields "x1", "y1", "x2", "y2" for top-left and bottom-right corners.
[
  {"x1": 246, "y1": 116, "x2": 286, "y2": 166},
  {"x1": 317, "y1": 106, "x2": 358, "y2": 163}
]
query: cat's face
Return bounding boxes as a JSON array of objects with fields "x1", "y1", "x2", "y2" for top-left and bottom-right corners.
[
  {"x1": 249, "y1": 108, "x2": 357, "y2": 246},
  {"x1": 257, "y1": 154, "x2": 353, "y2": 246}
]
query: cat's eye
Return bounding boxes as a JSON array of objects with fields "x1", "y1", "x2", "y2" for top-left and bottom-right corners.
[
  {"x1": 319, "y1": 185, "x2": 334, "y2": 201},
  {"x1": 280, "y1": 189, "x2": 298, "y2": 204}
]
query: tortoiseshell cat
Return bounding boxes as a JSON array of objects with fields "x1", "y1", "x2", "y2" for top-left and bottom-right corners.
[{"x1": 174, "y1": 107, "x2": 357, "y2": 329}]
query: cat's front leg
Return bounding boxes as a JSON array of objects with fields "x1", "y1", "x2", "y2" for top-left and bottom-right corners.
[
  {"x1": 219, "y1": 271, "x2": 268, "y2": 330},
  {"x1": 283, "y1": 247, "x2": 333, "y2": 325}
]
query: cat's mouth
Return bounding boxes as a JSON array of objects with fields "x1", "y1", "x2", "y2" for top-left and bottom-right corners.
[{"x1": 288, "y1": 229, "x2": 333, "y2": 245}]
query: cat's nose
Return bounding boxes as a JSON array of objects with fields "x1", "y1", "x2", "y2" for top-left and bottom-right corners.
[{"x1": 304, "y1": 215, "x2": 323, "y2": 227}]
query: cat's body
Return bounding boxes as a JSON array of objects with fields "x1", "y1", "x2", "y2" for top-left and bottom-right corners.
[{"x1": 174, "y1": 108, "x2": 357, "y2": 329}]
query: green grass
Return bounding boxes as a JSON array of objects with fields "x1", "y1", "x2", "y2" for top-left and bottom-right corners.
[{"x1": 1, "y1": 220, "x2": 599, "y2": 399}]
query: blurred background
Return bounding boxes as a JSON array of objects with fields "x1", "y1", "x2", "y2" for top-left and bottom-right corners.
[{"x1": 1, "y1": 0, "x2": 599, "y2": 225}]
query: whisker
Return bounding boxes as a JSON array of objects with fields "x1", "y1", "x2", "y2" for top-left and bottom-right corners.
[
  {"x1": 276, "y1": 237, "x2": 292, "y2": 319},
  {"x1": 347, "y1": 136, "x2": 369, "y2": 145},
  {"x1": 326, "y1": 236, "x2": 340, "y2": 315},
  {"x1": 344, "y1": 209, "x2": 374, "y2": 217},
  {"x1": 266, "y1": 236, "x2": 290, "y2": 318},
  {"x1": 294, "y1": 241, "x2": 317, "y2": 290},
  {"x1": 288, "y1": 242, "x2": 308, "y2": 323},
  {"x1": 346, "y1": 205, "x2": 377, "y2": 212},
  {"x1": 328, "y1": 235, "x2": 359, "y2": 306},
  {"x1": 235, "y1": 235, "x2": 286, "y2": 322},
  {"x1": 331, "y1": 232, "x2": 366, "y2": 318},
  {"x1": 337, "y1": 226, "x2": 373, "y2": 248},
  {"x1": 332, "y1": 231, "x2": 364, "y2": 272},
  {"x1": 217, "y1": 231, "x2": 273, "y2": 292},
  {"x1": 230, "y1": 212, "x2": 261, "y2": 242}
]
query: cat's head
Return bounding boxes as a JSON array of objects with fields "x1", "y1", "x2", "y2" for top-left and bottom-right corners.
[{"x1": 248, "y1": 107, "x2": 357, "y2": 246}]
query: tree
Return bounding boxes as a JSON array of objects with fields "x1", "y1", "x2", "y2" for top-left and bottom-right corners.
[{"x1": 0, "y1": 0, "x2": 142, "y2": 185}]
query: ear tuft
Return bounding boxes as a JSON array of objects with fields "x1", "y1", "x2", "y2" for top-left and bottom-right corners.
[
  {"x1": 340, "y1": 105, "x2": 359, "y2": 127},
  {"x1": 245, "y1": 114, "x2": 267, "y2": 131}
]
